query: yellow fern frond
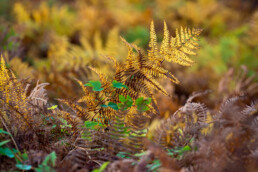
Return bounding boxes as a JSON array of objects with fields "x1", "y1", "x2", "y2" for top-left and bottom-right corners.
[
  {"x1": 143, "y1": 75, "x2": 168, "y2": 96},
  {"x1": 165, "y1": 27, "x2": 202, "y2": 66},
  {"x1": 94, "y1": 31, "x2": 104, "y2": 55},
  {"x1": 160, "y1": 21, "x2": 170, "y2": 56},
  {"x1": 201, "y1": 112, "x2": 213, "y2": 135},
  {"x1": 105, "y1": 27, "x2": 120, "y2": 57},
  {"x1": 0, "y1": 56, "x2": 8, "y2": 91},
  {"x1": 88, "y1": 66, "x2": 111, "y2": 91},
  {"x1": 120, "y1": 37, "x2": 136, "y2": 68},
  {"x1": 13, "y1": 3, "x2": 30, "y2": 23},
  {"x1": 75, "y1": 78, "x2": 90, "y2": 95},
  {"x1": 148, "y1": 21, "x2": 161, "y2": 64}
]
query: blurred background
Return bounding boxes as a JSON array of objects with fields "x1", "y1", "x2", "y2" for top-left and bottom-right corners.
[{"x1": 0, "y1": 0, "x2": 257, "y2": 116}]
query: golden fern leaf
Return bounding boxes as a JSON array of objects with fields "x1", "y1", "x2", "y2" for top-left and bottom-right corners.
[
  {"x1": 0, "y1": 55, "x2": 35, "y2": 130},
  {"x1": 120, "y1": 37, "x2": 136, "y2": 69},
  {"x1": 74, "y1": 78, "x2": 90, "y2": 96},
  {"x1": 166, "y1": 27, "x2": 202, "y2": 66},
  {"x1": 132, "y1": 70, "x2": 168, "y2": 96},
  {"x1": 0, "y1": 55, "x2": 8, "y2": 91},
  {"x1": 136, "y1": 48, "x2": 148, "y2": 69},
  {"x1": 160, "y1": 21, "x2": 170, "y2": 57},
  {"x1": 148, "y1": 21, "x2": 162, "y2": 64},
  {"x1": 94, "y1": 31, "x2": 104, "y2": 55},
  {"x1": 142, "y1": 63, "x2": 179, "y2": 84},
  {"x1": 105, "y1": 27, "x2": 120, "y2": 57}
]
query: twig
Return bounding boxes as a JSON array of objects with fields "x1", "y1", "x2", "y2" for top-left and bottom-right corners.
[{"x1": 0, "y1": 116, "x2": 20, "y2": 152}]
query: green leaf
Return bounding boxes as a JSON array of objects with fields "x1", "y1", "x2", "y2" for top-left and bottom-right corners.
[
  {"x1": 0, "y1": 128, "x2": 11, "y2": 136},
  {"x1": 182, "y1": 145, "x2": 191, "y2": 152},
  {"x1": 100, "y1": 104, "x2": 108, "y2": 108},
  {"x1": 84, "y1": 121, "x2": 103, "y2": 130},
  {"x1": 135, "y1": 97, "x2": 144, "y2": 105},
  {"x1": 118, "y1": 95, "x2": 133, "y2": 111},
  {"x1": 48, "y1": 105, "x2": 58, "y2": 110},
  {"x1": 92, "y1": 162, "x2": 110, "y2": 172},
  {"x1": 15, "y1": 152, "x2": 29, "y2": 164},
  {"x1": 112, "y1": 80, "x2": 128, "y2": 89},
  {"x1": 0, "y1": 140, "x2": 10, "y2": 147},
  {"x1": 136, "y1": 97, "x2": 151, "y2": 112},
  {"x1": 35, "y1": 165, "x2": 54, "y2": 172},
  {"x1": 146, "y1": 98, "x2": 151, "y2": 104},
  {"x1": 16, "y1": 164, "x2": 32, "y2": 170},
  {"x1": 20, "y1": 152, "x2": 29, "y2": 161},
  {"x1": 147, "y1": 159, "x2": 161, "y2": 171},
  {"x1": 116, "y1": 152, "x2": 131, "y2": 159},
  {"x1": 108, "y1": 102, "x2": 119, "y2": 110},
  {"x1": 85, "y1": 81, "x2": 103, "y2": 91},
  {"x1": 134, "y1": 151, "x2": 147, "y2": 157},
  {"x1": 119, "y1": 95, "x2": 126, "y2": 102},
  {"x1": 0, "y1": 147, "x2": 15, "y2": 158},
  {"x1": 42, "y1": 152, "x2": 56, "y2": 166}
]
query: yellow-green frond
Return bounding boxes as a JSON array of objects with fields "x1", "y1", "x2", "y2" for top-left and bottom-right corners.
[
  {"x1": 164, "y1": 27, "x2": 202, "y2": 66},
  {"x1": 120, "y1": 37, "x2": 135, "y2": 68},
  {"x1": 160, "y1": 21, "x2": 170, "y2": 56},
  {"x1": 148, "y1": 21, "x2": 160, "y2": 64}
]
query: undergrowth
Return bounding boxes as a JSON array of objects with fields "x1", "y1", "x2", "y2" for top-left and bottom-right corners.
[{"x1": 0, "y1": 10, "x2": 257, "y2": 172}]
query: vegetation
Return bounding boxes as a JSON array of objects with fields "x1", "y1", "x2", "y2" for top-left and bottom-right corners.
[{"x1": 0, "y1": 0, "x2": 257, "y2": 171}]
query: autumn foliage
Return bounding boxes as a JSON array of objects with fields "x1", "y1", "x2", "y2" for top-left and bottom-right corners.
[{"x1": 0, "y1": 0, "x2": 257, "y2": 171}]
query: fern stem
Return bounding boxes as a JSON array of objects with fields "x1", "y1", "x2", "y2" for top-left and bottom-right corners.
[{"x1": 0, "y1": 115, "x2": 20, "y2": 152}]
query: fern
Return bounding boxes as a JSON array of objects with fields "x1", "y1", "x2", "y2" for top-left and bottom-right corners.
[{"x1": 59, "y1": 21, "x2": 202, "y2": 125}]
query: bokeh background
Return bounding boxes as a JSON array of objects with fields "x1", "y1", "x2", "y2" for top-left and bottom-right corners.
[{"x1": 0, "y1": 0, "x2": 257, "y2": 115}]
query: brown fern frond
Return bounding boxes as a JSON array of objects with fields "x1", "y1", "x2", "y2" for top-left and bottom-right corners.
[
  {"x1": 183, "y1": 96, "x2": 258, "y2": 172},
  {"x1": 28, "y1": 81, "x2": 49, "y2": 111},
  {"x1": 58, "y1": 99, "x2": 91, "y2": 121},
  {"x1": 151, "y1": 91, "x2": 210, "y2": 148}
]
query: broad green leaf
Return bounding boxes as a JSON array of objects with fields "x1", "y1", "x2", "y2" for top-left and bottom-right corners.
[
  {"x1": 0, "y1": 140, "x2": 10, "y2": 147},
  {"x1": 112, "y1": 80, "x2": 128, "y2": 89},
  {"x1": 135, "y1": 97, "x2": 144, "y2": 105},
  {"x1": 35, "y1": 165, "x2": 54, "y2": 172},
  {"x1": 119, "y1": 95, "x2": 126, "y2": 102},
  {"x1": 108, "y1": 102, "x2": 119, "y2": 110},
  {"x1": 0, "y1": 147, "x2": 15, "y2": 158},
  {"x1": 182, "y1": 145, "x2": 191, "y2": 151},
  {"x1": 125, "y1": 96, "x2": 133, "y2": 107},
  {"x1": 136, "y1": 97, "x2": 151, "y2": 112},
  {"x1": 16, "y1": 164, "x2": 32, "y2": 170},
  {"x1": 85, "y1": 81, "x2": 103, "y2": 91},
  {"x1": 84, "y1": 121, "x2": 103, "y2": 130},
  {"x1": 100, "y1": 104, "x2": 108, "y2": 108},
  {"x1": 15, "y1": 152, "x2": 29, "y2": 164},
  {"x1": 118, "y1": 95, "x2": 133, "y2": 111},
  {"x1": 42, "y1": 152, "x2": 56, "y2": 166},
  {"x1": 92, "y1": 162, "x2": 110, "y2": 172},
  {"x1": 0, "y1": 129, "x2": 11, "y2": 136}
]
